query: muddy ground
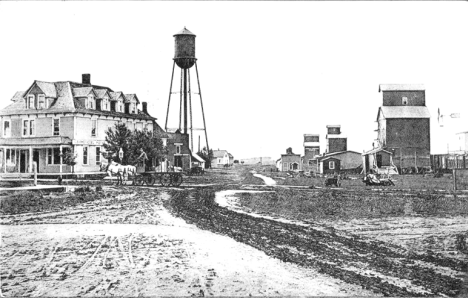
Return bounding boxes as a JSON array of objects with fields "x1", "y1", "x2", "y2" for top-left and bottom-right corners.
[
  {"x1": 0, "y1": 187, "x2": 372, "y2": 297},
  {"x1": 1, "y1": 166, "x2": 468, "y2": 296}
]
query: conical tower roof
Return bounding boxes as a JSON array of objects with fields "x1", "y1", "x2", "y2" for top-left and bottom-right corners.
[{"x1": 174, "y1": 27, "x2": 196, "y2": 37}]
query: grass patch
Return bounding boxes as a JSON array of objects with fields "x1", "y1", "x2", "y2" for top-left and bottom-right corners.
[{"x1": 236, "y1": 188, "x2": 468, "y2": 221}]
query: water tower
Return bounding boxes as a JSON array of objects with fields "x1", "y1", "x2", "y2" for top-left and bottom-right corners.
[{"x1": 165, "y1": 27, "x2": 210, "y2": 154}]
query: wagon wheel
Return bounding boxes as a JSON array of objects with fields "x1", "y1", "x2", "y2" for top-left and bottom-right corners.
[
  {"x1": 145, "y1": 175, "x2": 156, "y2": 186},
  {"x1": 137, "y1": 175, "x2": 147, "y2": 186},
  {"x1": 160, "y1": 173, "x2": 172, "y2": 187},
  {"x1": 171, "y1": 174, "x2": 183, "y2": 187}
]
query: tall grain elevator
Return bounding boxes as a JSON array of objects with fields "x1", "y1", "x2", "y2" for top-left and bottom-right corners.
[{"x1": 165, "y1": 27, "x2": 209, "y2": 154}]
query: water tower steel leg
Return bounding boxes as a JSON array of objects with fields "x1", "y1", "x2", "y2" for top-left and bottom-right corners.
[
  {"x1": 183, "y1": 68, "x2": 188, "y2": 134},
  {"x1": 188, "y1": 69, "x2": 193, "y2": 151},
  {"x1": 179, "y1": 68, "x2": 183, "y2": 131},
  {"x1": 195, "y1": 62, "x2": 210, "y2": 154},
  {"x1": 165, "y1": 61, "x2": 176, "y2": 131}
]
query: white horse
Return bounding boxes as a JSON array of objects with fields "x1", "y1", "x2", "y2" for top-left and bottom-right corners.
[{"x1": 101, "y1": 160, "x2": 136, "y2": 185}]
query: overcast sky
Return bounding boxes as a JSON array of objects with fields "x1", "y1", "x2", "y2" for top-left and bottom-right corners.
[{"x1": 0, "y1": 2, "x2": 467, "y2": 159}]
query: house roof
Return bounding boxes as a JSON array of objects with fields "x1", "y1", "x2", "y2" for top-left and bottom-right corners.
[
  {"x1": 124, "y1": 94, "x2": 140, "y2": 104},
  {"x1": 212, "y1": 150, "x2": 228, "y2": 158},
  {"x1": 363, "y1": 147, "x2": 393, "y2": 156},
  {"x1": 72, "y1": 87, "x2": 95, "y2": 98},
  {"x1": 0, "y1": 80, "x2": 156, "y2": 121},
  {"x1": 192, "y1": 152, "x2": 205, "y2": 163},
  {"x1": 11, "y1": 91, "x2": 25, "y2": 102},
  {"x1": 35, "y1": 81, "x2": 58, "y2": 97},
  {"x1": 94, "y1": 89, "x2": 110, "y2": 99},
  {"x1": 174, "y1": 27, "x2": 195, "y2": 36},
  {"x1": 110, "y1": 91, "x2": 125, "y2": 101},
  {"x1": 321, "y1": 156, "x2": 341, "y2": 162},
  {"x1": 379, "y1": 84, "x2": 425, "y2": 92},
  {"x1": 377, "y1": 106, "x2": 431, "y2": 120},
  {"x1": 317, "y1": 150, "x2": 361, "y2": 160},
  {"x1": 153, "y1": 122, "x2": 168, "y2": 138}
]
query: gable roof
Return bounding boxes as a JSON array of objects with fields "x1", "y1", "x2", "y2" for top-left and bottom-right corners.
[
  {"x1": 317, "y1": 150, "x2": 361, "y2": 160},
  {"x1": 379, "y1": 84, "x2": 425, "y2": 92},
  {"x1": 94, "y1": 89, "x2": 110, "y2": 99},
  {"x1": 377, "y1": 106, "x2": 431, "y2": 121},
  {"x1": 72, "y1": 87, "x2": 95, "y2": 98},
  {"x1": 192, "y1": 152, "x2": 205, "y2": 163},
  {"x1": 23, "y1": 80, "x2": 57, "y2": 98},
  {"x1": 363, "y1": 147, "x2": 393, "y2": 156},
  {"x1": 212, "y1": 150, "x2": 228, "y2": 158},
  {"x1": 36, "y1": 81, "x2": 58, "y2": 97},
  {"x1": 124, "y1": 94, "x2": 140, "y2": 104},
  {"x1": 110, "y1": 91, "x2": 125, "y2": 101}
]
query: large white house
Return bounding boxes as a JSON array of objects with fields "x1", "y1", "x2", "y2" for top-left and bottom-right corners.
[{"x1": 0, "y1": 74, "x2": 159, "y2": 175}]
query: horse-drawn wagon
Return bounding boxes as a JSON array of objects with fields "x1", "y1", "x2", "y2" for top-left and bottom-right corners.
[
  {"x1": 101, "y1": 161, "x2": 183, "y2": 187},
  {"x1": 132, "y1": 166, "x2": 183, "y2": 187}
]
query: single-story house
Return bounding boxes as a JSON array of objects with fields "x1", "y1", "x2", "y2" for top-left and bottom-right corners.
[
  {"x1": 277, "y1": 147, "x2": 302, "y2": 172},
  {"x1": 316, "y1": 150, "x2": 362, "y2": 174}
]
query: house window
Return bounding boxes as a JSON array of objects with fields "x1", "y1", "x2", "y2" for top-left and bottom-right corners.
[
  {"x1": 27, "y1": 95, "x2": 35, "y2": 109},
  {"x1": 87, "y1": 96, "x2": 95, "y2": 109},
  {"x1": 218, "y1": 158, "x2": 222, "y2": 164},
  {"x1": 91, "y1": 120, "x2": 97, "y2": 137},
  {"x1": 176, "y1": 145, "x2": 181, "y2": 154},
  {"x1": 104, "y1": 99, "x2": 108, "y2": 110},
  {"x1": 30, "y1": 120, "x2": 35, "y2": 136},
  {"x1": 83, "y1": 147, "x2": 88, "y2": 165},
  {"x1": 38, "y1": 95, "x2": 45, "y2": 109},
  {"x1": 329, "y1": 161, "x2": 335, "y2": 169},
  {"x1": 402, "y1": 97, "x2": 408, "y2": 105},
  {"x1": 22, "y1": 119, "x2": 35, "y2": 136},
  {"x1": 308, "y1": 159, "x2": 314, "y2": 166},
  {"x1": 23, "y1": 120, "x2": 29, "y2": 136},
  {"x1": 45, "y1": 98, "x2": 50, "y2": 108},
  {"x1": 119, "y1": 102, "x2": 123, "y2": 112},
  {"x1": 47, "y1": 148, "x2": 61, "y2": 165},
  {"x1": 53, "y1": 118, "x2": 60, "y2": 136},
  {"x1": 3, "y1": 120, "x2": 11, "y2": 137},
  {"x1": 96, "y1": 147, "x2": 101, "y2": 165}
]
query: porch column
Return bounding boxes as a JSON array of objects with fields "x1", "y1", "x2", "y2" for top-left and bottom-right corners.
[
  {"x1": 3, "y1": 147, "x2": 5, "y2": 173},
  {"x1": 60, "y1": 145, "x2": 63, "y2": 174},
  {"x1": 29, "y1": 146, "x2": 33, "y2": 173}
]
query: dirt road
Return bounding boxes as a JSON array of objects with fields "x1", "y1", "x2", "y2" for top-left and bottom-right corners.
[
  {"x1": 0, "y1": 187, "x2": 373, "y2": 296},
  {"x1": 169, "y1": 188, "x2": 467, "y2": 297}
]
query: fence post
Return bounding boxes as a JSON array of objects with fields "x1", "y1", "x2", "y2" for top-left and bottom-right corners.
[{"x1": 453, "y1": 169, "x2": 457, "y2": 191}]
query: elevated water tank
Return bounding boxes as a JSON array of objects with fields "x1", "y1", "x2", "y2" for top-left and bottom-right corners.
[{"x1": 174, "y1": 27, "x2": 196, "y2": 69}]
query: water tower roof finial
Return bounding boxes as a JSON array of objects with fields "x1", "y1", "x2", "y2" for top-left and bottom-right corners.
[{"x1": 174, "y1": 27, "x2": 196, "y2": 37}]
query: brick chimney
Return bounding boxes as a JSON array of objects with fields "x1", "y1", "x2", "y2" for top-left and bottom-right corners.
[
  {"x1": 142, "y1": 102, "x2": 148, "y2": 114},
  {"x1": 82, "y1": 74, "x2": 91, "y2": 85}
]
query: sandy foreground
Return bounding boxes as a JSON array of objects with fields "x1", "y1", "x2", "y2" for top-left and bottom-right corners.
[{"x1": 0, "y1": 189, "x2": 373, "y2": 297}]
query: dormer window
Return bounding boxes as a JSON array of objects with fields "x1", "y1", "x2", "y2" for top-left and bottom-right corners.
[
  {"x1": 27, "y1": 95, "x2": 35, "y2": 109},
  {"x1": 402, "y1": 96, "x2": 408, "y2": 105},
  {"x1": 38, "y1": 94, "x2": 45, "y2": 109},
  {"x1": 87, "y1": 95, "x2": 94, "y2": 109}
]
